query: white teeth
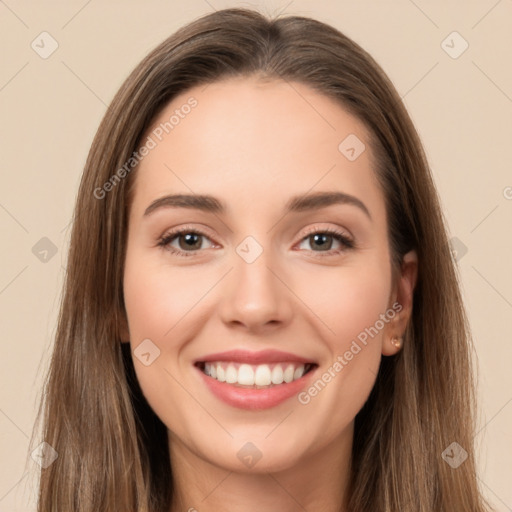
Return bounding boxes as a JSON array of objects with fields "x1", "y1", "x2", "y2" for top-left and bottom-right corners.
[
  {"x1": 238, "y1": 364, "x2": 254, "y2": 385},
  {"x1": 254, "y1": 365, "x2": 272, "y2": 386},
  {"x1": 225, "y1": 364, "x2": 237, "y2": 384},
  {"x1": 283, "y1": 364, "x2": 295, "y2": 383},
  {"x1": 294, "y1": 365, "x2": 305, "y2": 380},
  {"x1": 201, "y1": 361, "x2": 311, "y2": 387},
  {"x1": 271, "y1": 365, "x2": 284, "y2": 384}
]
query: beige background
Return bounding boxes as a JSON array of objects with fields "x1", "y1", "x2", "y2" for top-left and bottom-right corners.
[{"x1": 1, "y1": 0, "x2": 511, "y2": 510}]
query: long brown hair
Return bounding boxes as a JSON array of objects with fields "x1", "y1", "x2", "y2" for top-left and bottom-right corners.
[{"x1": 32, "y1": 7, "x2": 493, "y2": 511}]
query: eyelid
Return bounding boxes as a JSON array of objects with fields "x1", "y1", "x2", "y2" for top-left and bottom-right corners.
[
  {"x1": 158, "y1": 223, "x2": 218, "y2": 243},
  {"x1": 299, "y1": 224, "x2": 353, "y2": 242}
]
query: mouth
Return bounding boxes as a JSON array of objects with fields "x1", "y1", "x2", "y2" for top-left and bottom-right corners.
[
  {"x1": 193, "y1": 349, "x2": 319, "y2": 410},
  {"x1": 194, "y1": 361, "x2": 317, "y2": 389}
]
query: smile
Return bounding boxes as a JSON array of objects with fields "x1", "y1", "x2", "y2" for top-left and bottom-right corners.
[
  {"x1": 194, "y1": 350, "x2": 318, "y2": 409},
  {"x1": 197, "y1": 361, "x2": 316, "y2": 387}
]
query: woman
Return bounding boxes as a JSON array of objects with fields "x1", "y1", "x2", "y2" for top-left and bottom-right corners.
[{"x1": 32, "y1": 7, "x2": 493, "y2": 511}]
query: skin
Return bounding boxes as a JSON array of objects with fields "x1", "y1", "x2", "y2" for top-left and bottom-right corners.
[{"x1": 120, "y1": 76, "x2": 418, "y2": 512}]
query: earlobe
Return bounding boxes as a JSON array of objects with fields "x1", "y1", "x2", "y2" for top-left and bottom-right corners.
[
  {"x1": 390, "y1": 336, "x2": 402, "y2": 350},
  {"x1": 382, "y1": 335, "x2": 403, "y2": 356},
  {"x1": 382, "y1": 249, "x2": 418, "y2": 356}
]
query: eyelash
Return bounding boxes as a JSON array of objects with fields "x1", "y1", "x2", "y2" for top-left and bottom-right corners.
[{"x1": 157, "y1": 225, "x2": 355, "y2": 258}]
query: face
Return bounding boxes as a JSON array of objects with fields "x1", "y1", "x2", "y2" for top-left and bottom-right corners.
[{"x1": 121, "y1": 76, "x2": 417, "y2": 474}]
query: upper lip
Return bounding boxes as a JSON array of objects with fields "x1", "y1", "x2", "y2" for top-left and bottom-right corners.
[{"x1": 195, "y1": 349, "x2": 316, "y2": 365}]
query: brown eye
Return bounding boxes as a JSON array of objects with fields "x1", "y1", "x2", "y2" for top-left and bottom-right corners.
[
  {"x1": 158, "y1": 229, "x2": 215, "y2": 256},
  {"x1": 307, "y1": 233, "x2": 334, "y2": 251},
  {"x1": 177, "y1": 232, "x2": 203, "y2": 250},
  {"x1": 297, "y1": 229, "x2": 354, "y2": 256}
]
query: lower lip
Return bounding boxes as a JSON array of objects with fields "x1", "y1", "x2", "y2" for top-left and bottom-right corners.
[{"x1": 196, "y1": 365, "x2": 317, "y2": 410}]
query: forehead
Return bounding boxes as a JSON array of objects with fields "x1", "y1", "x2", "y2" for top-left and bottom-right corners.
[{"x1": 131, "y1": 76, "x2": 385, "y2": 222}]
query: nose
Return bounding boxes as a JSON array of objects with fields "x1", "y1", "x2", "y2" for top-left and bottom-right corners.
[{"x1": 217, "y1": 244, "x2": 294, "y2": 334}]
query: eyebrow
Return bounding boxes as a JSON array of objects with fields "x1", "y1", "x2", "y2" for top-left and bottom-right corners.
[{"x1": 143, "y1": 191, "x2": 371, "y2": 220}]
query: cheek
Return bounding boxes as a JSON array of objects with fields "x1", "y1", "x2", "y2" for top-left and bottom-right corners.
[
  {"x1": 122, "y1": 256, "x2": 205, "y2": 435},
  {"x1": 288, "y1": 262, "x2": 391, "y2": 452},
  {"x1": 294, "y1": 261, "x2": 391, "y2": 350},
  {"x1": 123, "y1": 252, "x2": 208, "y2": 343},
  {"x1": 122, "y1": 252, "x2": 214, "y2": 412},
  {"x1": 337, "y1": 273, "x2": 389, "y2": 345}
]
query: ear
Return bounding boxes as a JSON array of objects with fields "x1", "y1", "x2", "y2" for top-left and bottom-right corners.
[{"x1": 382, "y1": 249, "x2": 418, "y2": 356}]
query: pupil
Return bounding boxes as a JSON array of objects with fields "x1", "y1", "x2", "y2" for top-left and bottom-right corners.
[
  {"x1": 181, "y1": 233, "x2": 201, "y2": 249},
  {"x1": 312, "y1": 234, "x2": 331, "y2": 251}
]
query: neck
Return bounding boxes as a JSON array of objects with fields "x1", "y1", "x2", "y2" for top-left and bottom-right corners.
[{"x1": 168, "y1": 423, "x2": 353, "y2": 512}]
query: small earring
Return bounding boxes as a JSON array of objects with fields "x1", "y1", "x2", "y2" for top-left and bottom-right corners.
[{"x1": 391, "y1": 336, "x2": 402, "y2": 349}]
